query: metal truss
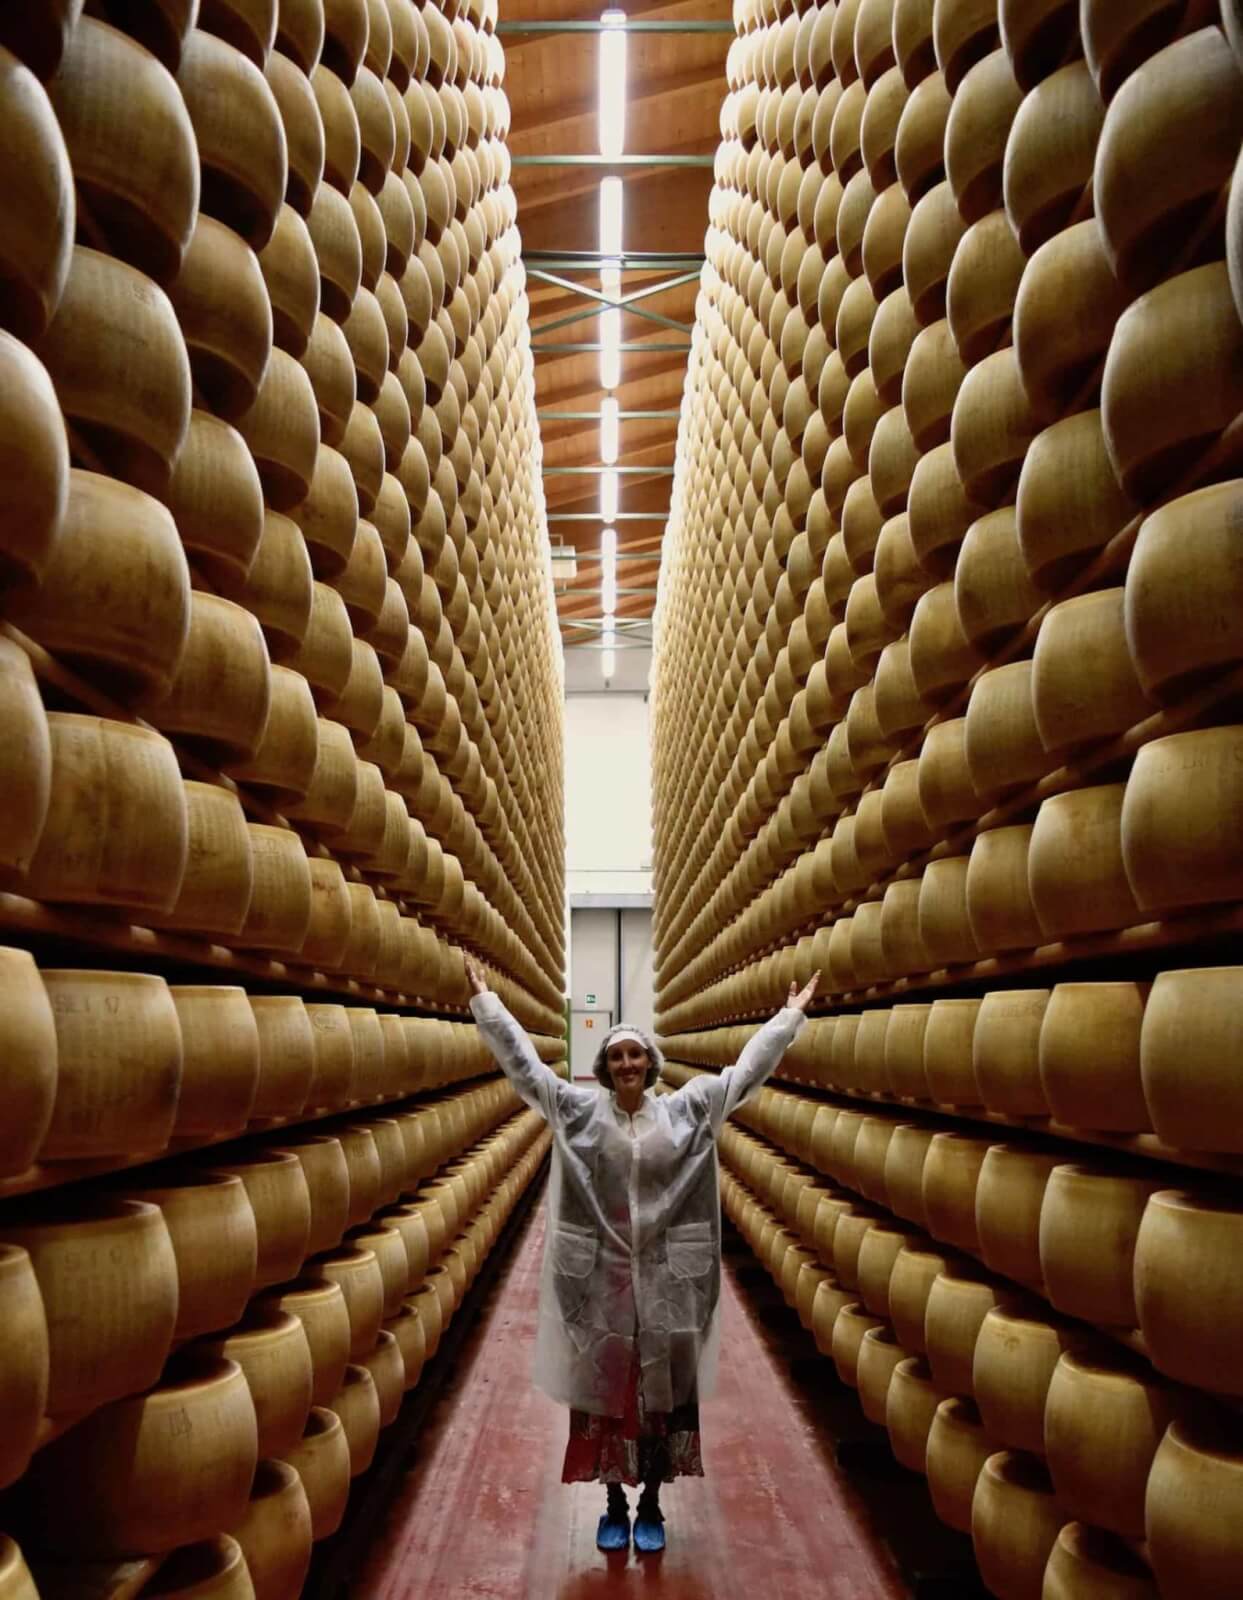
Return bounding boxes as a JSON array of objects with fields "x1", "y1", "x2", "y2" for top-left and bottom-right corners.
[
  {"x1": 562, "y1": 618, "x2": 655, "y2": 635},
  {"x1": 528, "y1": 267, "x2": 699, "y2": 336}
]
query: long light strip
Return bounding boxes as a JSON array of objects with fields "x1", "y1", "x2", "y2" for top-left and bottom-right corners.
[
  {"x1": 599, "y1": 263, "x2": 621, "y2": 388},
  {"x1": 599, "y1": 7, "x2": 626, "y2": 687},
  {"x1": 601, "y1": 524, "x2": 617, "y2": 614},
  {"x1": 599, "y1": 176, "x2": 623, "y2": 257},
  {"x1": 600, "y1": 395, "x2": 619, "y2": 463},
  {"x1": 598, "y1": 10, "x2": 627, "y2": 159}
]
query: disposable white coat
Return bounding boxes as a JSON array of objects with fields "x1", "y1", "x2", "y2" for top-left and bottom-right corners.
[{"x1": 469, "y1": 991, "x2": 807, "y2": 1417}]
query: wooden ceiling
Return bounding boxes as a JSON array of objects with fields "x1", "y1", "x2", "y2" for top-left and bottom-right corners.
[{"x1": 499, "y1": 0, "x2": 731, "y2": 645}]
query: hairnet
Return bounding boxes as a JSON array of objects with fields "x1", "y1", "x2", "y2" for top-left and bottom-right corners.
[{"x1": 591, "y1": 1021, "x2": 665, "y2": 1090}]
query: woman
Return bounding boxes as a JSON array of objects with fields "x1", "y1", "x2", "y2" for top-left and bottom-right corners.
[{"x1": 463, "y1": 952, "x2": 819, "y2": 1554}]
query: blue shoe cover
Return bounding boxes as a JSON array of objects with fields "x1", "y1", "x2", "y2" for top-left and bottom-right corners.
[
  {"x1": 633, "y1": 1512, "x2": 665, "y2": 1553},
  {"x1": 596, "y1": 1512, "x2": 630, "y2": 1552}
]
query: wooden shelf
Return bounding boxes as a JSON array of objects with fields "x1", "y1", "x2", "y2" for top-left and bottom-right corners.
[
  {"x1": 832, "y1": 904, "x2": 1243, "y2": 1007},
  {"x1": 666, "y1": 1056, "x2": 1243, "y2": 1183},
  {"x1": 0, "y1": 1062, "x2": 524, "y2": 1203},
  {"x1": 0, "y1": 891, "x2": 460, "y2": 1013},
  {"x1": 0, "y1": 895, "x2": 562, "y2": 1040},
  {"x1": 658, "y1": 414, "x2": 1243, "y2": 987},
  {"x1": 845, "y1": 664, "x2": 1243, "y2": 907},
  {"x1": 662, "y1": 900, "x2": 1243, "y2": 1026},
  {"x1": 0, "y1": 1084, "x2": 455, "y2": 1203},
  {"x1": 2, "y1": 624, "x2": 561, "y2": 1006},
  {"x1": 9, "y1": 1107, "x2": 550, "y2": 1481},
  {"x1": 722, "y1": 1111, "x2": 1239, "y2": 1409},
  {"x1": 671, "y1": 672, "x2": 1243, "y2": 1001}
]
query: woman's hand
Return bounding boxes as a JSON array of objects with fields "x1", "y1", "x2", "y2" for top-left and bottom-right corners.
[
  {"x1": 463, "y1": 952, "x2": 489, "y2": 996},
  {"x1": 786, "y1": 971, "x2": 820, "y2": 1014}
]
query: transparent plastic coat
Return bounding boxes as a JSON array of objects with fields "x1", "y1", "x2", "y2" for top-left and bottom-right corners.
[{"x1": 470, "y1": 992, "x2": 807, "y2": 1417}]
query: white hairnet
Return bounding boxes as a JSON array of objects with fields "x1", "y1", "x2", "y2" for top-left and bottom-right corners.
[{"x1": 591, "y1": 1021, "x2": 665, "y2": 1089}]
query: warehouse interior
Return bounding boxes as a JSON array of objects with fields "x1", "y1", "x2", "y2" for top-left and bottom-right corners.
[{"x1": 1, "y1": 0, "x2": 1242, "y2": 1596}]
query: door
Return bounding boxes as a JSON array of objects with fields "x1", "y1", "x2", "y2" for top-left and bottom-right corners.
[{"x1": 570, "y1": 1008, "x2": 613, "y2": 1082}]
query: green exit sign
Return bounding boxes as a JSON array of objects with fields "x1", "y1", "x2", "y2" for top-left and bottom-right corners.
[{"x1": 585, "y1": 993, "x2": 596, "y2": 1005}]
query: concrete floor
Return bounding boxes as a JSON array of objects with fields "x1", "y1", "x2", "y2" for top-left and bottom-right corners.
[{"x1": 356, "y1": 1199, "x2": 916, "y2": 1600}]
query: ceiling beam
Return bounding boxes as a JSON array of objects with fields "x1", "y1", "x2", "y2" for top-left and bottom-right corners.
[
  {"x1": 539, "y1": 408, "x2": 681, "y2": 419},
  {"x1": 543, "y1": 430, "x2": 681, "y2": 487},
  {"x1": 499, "y1": 19, "x2": 732, "y2": 33},
  {"x1": 532, "y1": 347, "x2": 689, "y2": 410},
  {"x1": 508, "y1": 0, "x2": 729, "y2": 621},
  {"x1": 539, "y1": 418, "x2": 680, "y2": 472},
  {"x1": 513, "y1": 153, "x2": 715, "y2": 165}
]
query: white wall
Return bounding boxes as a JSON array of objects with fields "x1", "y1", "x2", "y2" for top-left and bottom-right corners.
[
  {"x1": 563, "y1": 643, "x2": 655, "y2": 1062},
  {"x1": 563, "y1": 680, "x2": 652, "y2": 901},
  {"x1": 569, "y1": 908, "x2": 618, "y2": 1013},
  {"x1": 563, "y1": 642, "x2": 651, "y2": 695},
  {"x1": 568, "y1": 906, "x2": 655, "y2": 1075},
  {"x1": 619, "y1": 908, "x2": 654, "y2": 1036}
]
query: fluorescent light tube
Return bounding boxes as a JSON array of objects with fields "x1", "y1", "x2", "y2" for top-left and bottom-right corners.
[
  {"x1": 600, "y1": 395, "x2": 619, "y2": 463},
  {"x1": 601, "y1": 525, "x2": 617, "y2": 612},
  {"x1": 600, "y1": 310, "x2": 620, "y2": 388},
  {"x1": 598, "y1": 11, "x2": 627, "y2": 159},
  {"x1": 599, "y1": 176, "x2": 623, "y2": 257},
  {"x1": 600, "y1": 262, "x2": 621, "y2": 388}
]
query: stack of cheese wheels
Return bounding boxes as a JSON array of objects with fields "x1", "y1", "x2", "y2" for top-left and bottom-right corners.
[
  {"x1": 0, "y1": 0, "x2": 565, "y2": 1036},
  {"x1": 652, "y1": 0, "x2": 1243, "y2": 1595},
  {"x1": 0, "y1": 1, "x2": 565, "y2": 1593}
]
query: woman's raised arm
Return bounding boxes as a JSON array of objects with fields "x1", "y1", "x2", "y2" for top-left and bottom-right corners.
[
  {"x1": 676, "y1": 971, "x2": 820, "y2": 1134},
  {"x1": 463, "y1": 952, "x2": 581, "y2": 1127}
]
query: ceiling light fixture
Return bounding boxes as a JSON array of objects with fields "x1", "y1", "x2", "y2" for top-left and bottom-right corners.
[
  {"x1": 601, "y1": 524, "x2": 617, "y2": 613},
  {"x1": 599, "y1": 175, "x2": 623, "y2": 258},
  {"x1": 600, "y1": 395, "x2": 619, "y2": 464},
  {"x1": 599, "y1": 263, "x2": 621, "y2": 389},
  {"x1": 598, "y1": 10, "x2": 627, "y2": 160},
  {"x1": 602, "y1": 613, "x2": 616, "y2": 682},
  {"x1": 600, "y1": 468, "x2": 619, "y2": 522}
]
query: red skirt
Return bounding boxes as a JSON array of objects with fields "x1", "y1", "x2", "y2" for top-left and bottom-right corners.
[{"x1": 561, "y1": 1347, "x2": 704, "y2": 1487}]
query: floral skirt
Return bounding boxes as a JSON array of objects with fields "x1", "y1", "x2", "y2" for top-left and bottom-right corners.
[{"x1": 561, "y1": 1347, "x2": 704, "y2": 1486}]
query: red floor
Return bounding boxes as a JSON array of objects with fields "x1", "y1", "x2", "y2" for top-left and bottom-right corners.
[{"x1": 356, "y1": 1193, "x2": 913, "y2": 1600}]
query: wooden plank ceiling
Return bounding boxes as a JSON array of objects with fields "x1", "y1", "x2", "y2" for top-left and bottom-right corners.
[{"x1": 500, "y1": 0, "x2": 731, "y2": 644}]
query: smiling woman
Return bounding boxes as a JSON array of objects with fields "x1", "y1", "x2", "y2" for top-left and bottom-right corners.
[
  {"x1": 461, "y1": 949, "x2": 818, "y2": 1554},
  {"x1": 595, "y1": 1025, "x2": 660, "y2": 1101}
]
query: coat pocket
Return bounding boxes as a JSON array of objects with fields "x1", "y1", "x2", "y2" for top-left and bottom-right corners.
[
  {"x1": 552, "y1": 1223, "x2": 598, "y2": 1279},
  {"x1": 666, "y1": 1220, "x2": 714, "y2": 1280}
]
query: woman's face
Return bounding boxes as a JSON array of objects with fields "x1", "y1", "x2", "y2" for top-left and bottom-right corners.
[{"x1": 606, "y1": 1038, "x2": 649, "y2": 1095}]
